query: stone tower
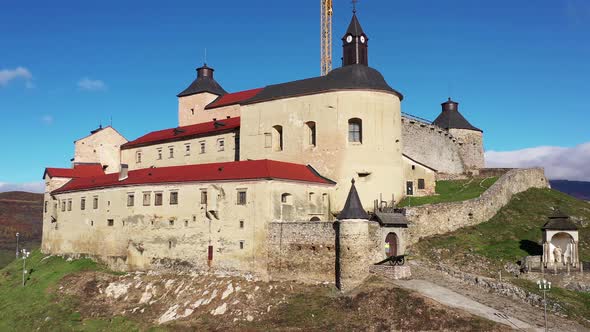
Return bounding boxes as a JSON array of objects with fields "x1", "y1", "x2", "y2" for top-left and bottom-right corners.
[
  {"x1": 433, "y1": 98, "x2": 484, "y2": 171},
  {"x1": 336, "y1": 179, "x2": 371, "y2": 291},
  {"x1": 177, "y1": 64, "x2": 227, "y2": 127}
]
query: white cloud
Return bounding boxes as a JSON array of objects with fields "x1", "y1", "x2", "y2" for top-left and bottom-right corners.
[
  {"x1": 41, "y1": 115, "x2": 54, "y2": 125},
  {"x1": 0, "y1": 181, "x2": 44, "y2": 193},
  {"x1": 0, "y1": 67, "x2": 33, "y2": 87},
  {"x1": 77, "y1": 78, "x2": 106, "y2": 91},
  {"x1": 485, "y1": 142, "x2": 590, "y2": 181}
]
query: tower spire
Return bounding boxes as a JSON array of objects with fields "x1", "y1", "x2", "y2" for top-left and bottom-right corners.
[{"x1": 341, "y1": 9, "x2": 368, "y2": 66}]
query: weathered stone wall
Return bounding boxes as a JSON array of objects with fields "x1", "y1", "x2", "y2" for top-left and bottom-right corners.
[
  {"x1": 266, "y1": 221, "x2": 336, "y2": 283},
  {"x1": 401, "y1": 117, "x2": 464, "y2": 174},
  {"x1": 405, "y1": 168, "x2": 549, "y2": 244},
  {"x1": 73, "y1": 126, "x2": 128, "y2": 174},
  {"x1": 450, "y1": 129, "x2": 485, "y2": 171}
]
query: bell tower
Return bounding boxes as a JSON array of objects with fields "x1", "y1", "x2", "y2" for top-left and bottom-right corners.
[{"x1": 342, "y1": 9, "x2": 368, "y2": 66}]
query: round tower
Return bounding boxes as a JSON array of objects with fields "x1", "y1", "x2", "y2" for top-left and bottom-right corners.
[
  {"x1": 433, "y1": 98, "x2": 484, "y2": 172},
  {"x1": 177, "y1": 63, "x2": 227, "y2": 126}
]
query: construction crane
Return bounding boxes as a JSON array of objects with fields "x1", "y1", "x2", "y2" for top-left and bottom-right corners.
[{"x1": 320, "y1": 0, "x2": 333, "y2": 76}]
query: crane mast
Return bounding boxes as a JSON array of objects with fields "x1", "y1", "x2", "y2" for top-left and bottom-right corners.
[{"x1": 320, "y1": 0, "x2": 333, "y2": 76}]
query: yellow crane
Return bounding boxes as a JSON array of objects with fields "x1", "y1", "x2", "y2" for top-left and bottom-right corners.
[{"x1": 320, "y1": 0, "x2": 333, "y2": 76}]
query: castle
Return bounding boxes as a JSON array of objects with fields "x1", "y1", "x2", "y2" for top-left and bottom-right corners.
[{"x1": 41, "y1": 12, "x2": 486, "y2": 285}]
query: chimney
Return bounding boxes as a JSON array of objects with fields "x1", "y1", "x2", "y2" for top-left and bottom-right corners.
[
  {"x1": 441, "y1": 98, "x2": 459, "y2": 112},
  {"x1": 119, "y1": 164, "x2": 129, "y2": 181},
  {"x1": 196, "y1": 64, "x2": 214, "y2": 79}
]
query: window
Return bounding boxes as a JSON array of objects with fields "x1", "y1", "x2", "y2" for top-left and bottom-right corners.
[
  {"x1": 61, "y1": 200, "x2": 66, "y2": 212},
  {"x1": 272, "y1": 125, "x2": 283, "y2": 151},
  {"x1": 136, "y1": 151, "x2": 142, "y2": 163},
  {"x1": 155, "y1": 192, "x2": 163, "y2": 206},
  {"x1": 169, "y1": 219, "x2": 174, "y2": 226},
  {"x1": 170, "y1": 191, "x2": 178, "y2": 205},
  {"x1": 191, "y1": 108, "x2": 194, "y2": 115},
  {"x1": 239, "y1": 220, "x2": 244, "y2": 229},
  {"x1": 418, "y1": 178, "x2": 425, "y2": 190},
  {"x1": 309, "y1": 192, "x2": 315, "y2": 201},
  {"x1": 239, "y1": 241, "x2": 245, "y2": 250},
  {"x1": 143, "y1": 192, "x2": 151, "y2": 206},
  {"x1": 185, "y1": 143, "x2": 191, "y2": 156},
  {"x1": 169, "y1": 240, "x2": 173, "y2": 249},
  {"x1": 264, "y1": 133, "x2": 272, "y2": 148},
  {"x1": 200, "y1": 190, "x2": 208, "y2": 204},
  {"x1": 157, "y1": 148, "x2": 163, "y2": 160},
  {"x1": 310, "y1": 217, "x2": 321, "y2": 222},
  {"x1": 93, "y1": 196, "x2": 99, "y2": 209},
  {"x1": 192, "y1": 215, "x2": 196, "y2": 222},
  {"x1": 184, "y1": 220, "x2": 189, "y2": 227},
  {"x1": 237, "y1": 190, "x2": 247, "y2": 205},
  {"x1": 67, "y1": 199, "x2": 72, "y2": 211},
  {"x1": 44, "y1": 201, "x2": 48, "y2": 213},
  {"x1": 107, "y1": 219, "x2": 114, "y2": 226},
  {"x1": 127, "y1": 193, "x2": 135, "y2": 207},
  {"x1": 169, "y1": 147, "x2": 174, "y2": 158},
  {"x1": 90, "y1": 220, "x2": 94, "y2": 226},
  {"x1": 81, "y1": 198, "x2": 86, "y2": 210},
  {"x1": 217, "y1": 138, "x2": 225, "y2": 152},
  {"x1": 348, "y1": 118, "x2": 362, "y2": 143},
  {"x1": 306, "y1": 121, "x2": 316, "y2": 147},
  {"x1": 200, "y1": 141, "x2": 206, "y2": 154},
  {"x1": 281, "y1": 193, "x2": 292, "y2": 204},
  {"x1": 411, "y1": 165, "x2": 416, "y2": 170}
]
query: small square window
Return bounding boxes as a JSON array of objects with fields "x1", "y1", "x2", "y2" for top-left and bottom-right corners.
[
  {"x1": 136, "y1": 151, "x2": 142, "y2": 163},
  {"x1": 239, "y1": 220, "x2": 244, "y2": 229},
  {"x1": 155, "y1": 192, "x2": 163, "y2": 206},
  {"x1": 184, "y1": 220, "x2": 189, "y2": 227},
  {"x1": 192, "y1": 215, "x2": 196, "y2": 222},
  {"x1": 185, "y1": 144, "x2": 191, "y2": 156},
  {"x1": 418, "y1": 179, "x2": 425, "y2": 190},
  {"x1": 93, "y1": 196, "x2": 99, "y2": 209},
  {"x1": 61, "y1": 201, "x2": 66, "y2": 212},
  {"x1": 81, "y1": 198, "x2": 86, "y2": 211},
  {"x1": 169, "y1": 147, "x2": 174, "y2": 158},
  {"x1": 217, "y1": 139, "x2": 225, "y2": 152},
  {"x1": 200, "y1": 141, "x2": 206, "y2": 154},
  {"x1": 107, "y1": 219, "x2": 114, "y2": 227},
  {"x1": 411, "y1": 165, "x2": 416, "y2": 170},
  {"x1": 143, "y1": 192, "x2": 151, "y2": 206},
  {"x1": 67, "y1": 199, "x2": 72, "y2": 211},
  {"x1": 170, "y1": 191, "x2": 178, "y2": 205},
  {"x1": 237, "y1": 190, "x2": 247, "y2": 205},
  {"x1": 200, "y1": 190, "x2": 208, "y2": 204},
  {"x1": 239, "y1": 241, "x2": 245, "y2": 250},
  {"x1": 157, "y1": 148, "x2": 163, "y2": 160},
  {"x1": 169, "y1": 219, "x2": 174, "y2": 226},
  {"x1": 127, "y1": 193, "x2": 135, "y2": 207}
]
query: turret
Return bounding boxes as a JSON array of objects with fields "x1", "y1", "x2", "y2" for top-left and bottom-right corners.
[
  {"x1": 341, "y1": 11, "x2": 369, "y2": 67},
  {"x1": 177, "y1": 63, "x2": 227, "y2": 127}
]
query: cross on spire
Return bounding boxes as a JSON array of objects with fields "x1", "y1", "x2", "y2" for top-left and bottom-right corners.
[{"x1": 352, "y1": 0, "x2": 358, "y2": 13}]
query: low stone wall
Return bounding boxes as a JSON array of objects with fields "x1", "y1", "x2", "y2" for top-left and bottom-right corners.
[
  {"x1": 369, "y1": 265, "x2": 412, "y2": 280},
  {"x1": 267, "y1": 222, "x2": 336, "y2": 283},
  {"x1": 405, "y1": 168, "x2": 549, "y2": 244}
]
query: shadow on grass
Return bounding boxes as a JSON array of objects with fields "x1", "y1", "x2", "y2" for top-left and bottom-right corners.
[{"x1": 519, "y1": 240, "x2": 542, "y2": 256}]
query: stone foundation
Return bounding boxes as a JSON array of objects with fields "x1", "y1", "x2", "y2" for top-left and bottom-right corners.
[{"x1": 369, "y1": 265, "x2": 412, "y2": 280}]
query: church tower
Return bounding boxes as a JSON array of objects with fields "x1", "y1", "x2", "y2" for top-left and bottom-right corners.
[
  {"x1": 177, "y1": 64, "x2": 227, "y2": 127},
  {"x1": 341, "y1": 10, "x2": 368, "y2": 66}
]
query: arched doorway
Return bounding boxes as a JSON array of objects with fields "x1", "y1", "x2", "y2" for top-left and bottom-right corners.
[
  {"x1": 385, "y1": 232, "x2": 398, "y2": 257},
  {"x1": 550, "y1": 232, "x2": 575, "y2": 264}
]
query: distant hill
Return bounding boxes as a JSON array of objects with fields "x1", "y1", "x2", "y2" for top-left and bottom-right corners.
[
  {"x1": 0, "y1": 191, "x2": 43, "y2": 253},
  {"x1": 550, "y1": 180, "x2": 590, "y2": 201}
]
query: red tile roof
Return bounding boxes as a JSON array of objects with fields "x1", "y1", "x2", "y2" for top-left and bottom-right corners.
[
  {"x1": 52, "y1": 160, "x2": 335, "y2": 194},
  {"x1": 44, "y1": 164, "x2": 105, "y2": 179},
  {"x1": 121, "y1": 117, "x2": 240, "y2": 150},
  {"x1": 205, "y1": 88, "x2": 264, "y2": 109}
]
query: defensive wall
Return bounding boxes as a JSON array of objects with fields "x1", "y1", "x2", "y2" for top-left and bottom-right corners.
[
  {"x1": 401, "y1": 115, "x2": 465, "y2": 174},
  {"x1": 404, "y1": 168, "x2": 549, "y2": 245}
]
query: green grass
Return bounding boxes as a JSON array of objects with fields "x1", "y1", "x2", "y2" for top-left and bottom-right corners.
[
  {"x1": 0, "y1": 249, "x2": 141, "y2": 332},
  {"x1": 398, "y1": 177, "x2": 498, "y2": 207}
]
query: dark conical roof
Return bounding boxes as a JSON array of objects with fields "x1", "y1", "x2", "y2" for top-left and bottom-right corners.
[
  {"x1": 338, "y1": 179, "x2": 369, "y2": 220},
  {"x1": 432, "y1": 98, "x2": 482, "y2": 132},
  {"x1": 177, "y1": 64, "x2": 227, "y2": 97},
  {"x1": 342, "y1": 13, "x2": 365, "y2": 38},
  {"x1": 542, "y1": 208, "x2": 578, "y2": 231}
]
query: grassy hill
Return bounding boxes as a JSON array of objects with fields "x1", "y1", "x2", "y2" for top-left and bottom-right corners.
[
  {"x1": 0, "y1": 191, "x2": 43, "y2": 268},
  {"x1": 398, "y1": 177, "x2": 498, "y2": 207}
]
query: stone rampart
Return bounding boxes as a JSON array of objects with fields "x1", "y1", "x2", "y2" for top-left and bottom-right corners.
[
  {"x1": 267, "y1": 222, "x2": 336, "y2": 283},
  {"x1": 405, "y1": 168, "x2": 549, "y2": 244},
  {"x1": 401, "y1": 117, "x2": 464, "y2": 174}
]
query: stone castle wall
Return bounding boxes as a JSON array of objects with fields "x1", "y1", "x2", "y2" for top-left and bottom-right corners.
[
  {"x1": 405, "y1": 168, "x2": 549, "y2": 245},
  {"x1": 401, "y1": 117, "x2": 465, "y2": 174}
]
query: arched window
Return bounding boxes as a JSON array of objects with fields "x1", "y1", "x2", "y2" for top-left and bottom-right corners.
[
  {"x1": 272, "y1": 125, "x2": 283, "y2": 151},
  {"x1": 348, "y1": 118, "x2": 362, "y2": 143},
  {"x1": 305, "y1": 121, "x2": 316, "y2": 147},
  {"x1": 310, "y1": 217, "x2": 321, "y2": 222},
  {"x1": 281, "y1": 193, "x2": 292, "y2": 204}
]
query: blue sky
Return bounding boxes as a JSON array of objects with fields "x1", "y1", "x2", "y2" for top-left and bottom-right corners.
[{"x1": 1, "y1": 0, "x2": 589, "y2": 190}]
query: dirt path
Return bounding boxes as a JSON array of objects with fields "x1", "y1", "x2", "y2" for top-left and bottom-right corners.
[
  {"x1": 406, "y1": 261, "x2": 589, "y2": 332},
  {"x1": 393, "y1": 278, "x2": 539, "y2": 331}
]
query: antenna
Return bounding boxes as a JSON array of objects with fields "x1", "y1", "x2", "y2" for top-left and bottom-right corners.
[
  {"x1": 204, "y1": 48, "x2": 208, "y2": 65},
  {"x1": 110, "y1": 116, "x2": 113, "y2": 127}
]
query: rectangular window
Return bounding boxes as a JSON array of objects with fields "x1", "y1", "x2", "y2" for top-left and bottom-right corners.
[
  {"x1": 200, "y1": 141, "x2": 206, "y2": 154},
  {"x1": 309, "y1": 192, "x2": 315, "y2": 201},
  {"x1": 264, "y1": 133, "x2": 272, "y2": 148},
  {"x1": 67, "y1": 199, "x2": 72, "y2": 211},
  {"x1": 93, "y1": 196, "x2": 99, "y2": 209},
  {"x1": 200, "y1": 190, "x2": 208, "y2": 204},
  {"x1": 239, "y1": 241, "x2": 245, "y2": 250},
  {"x1": 44, "y1": 201, "x2": 48, "y2": 213},
  {"x1": 237, "y1": 190, "x2": 247, "y2": 205},
  {"x1": 127, "y1": 193, "x2": 135, "y2": 207},
  {"x1": 169, "y1": 219, "x2": 174, "y2": 226},
  {"x1": 61, "y1": 200, "x2": 66, "y2": 212},
  {"x1": 157, "y1": 148, "x2": 163, "y2": 160},
  {"x1": 348, "y1": 119, "x2": 362, "y2": 143},
  {"x1": 185, "y1": 143, "x2": 191, "y2": 156},
  {"x1": 239, "y1": 220, "x2": 244, "y2": 229},
  {"x1": 136, "y1": 151, "x2": 142, "y2": 163},
  {"x1": 155, "y1": 192, "x2": 163, "y2": 206},
  {"x1": 170, "y1": 191, "x2": 178, "y2": 205},
  {"x1": 81, "y1": 197, "x2": 86, "y2": 211},
  {"x1": 418, "y1": 178, "x2": 426, "y2": 190},
  {"x1": 217, "y1": 139, "x2": 225, "y2": 152},
  {"x1": 143, "y1": 192, "x2": 151, "y2": 206},
  {"x1": 169, "y1": 147, "x2": 174, "y2": 158},
  {"x1": 107, "y1": 219, "x2": 114, "y2": 227}
]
